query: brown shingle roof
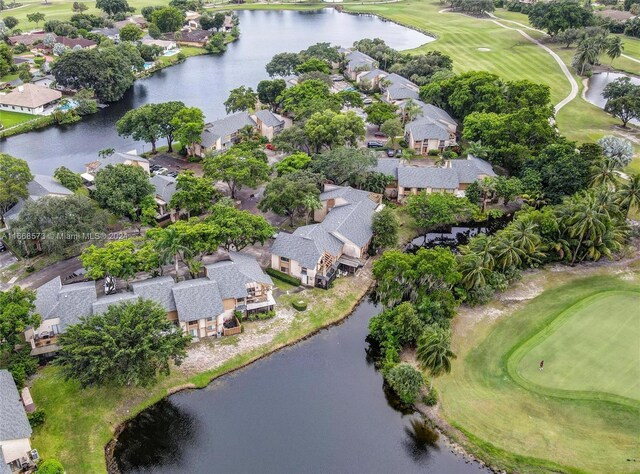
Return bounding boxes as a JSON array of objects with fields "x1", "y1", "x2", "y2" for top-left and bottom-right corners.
[{"x1": 0, "y1": 84, "x2": 62, "y2": 109}]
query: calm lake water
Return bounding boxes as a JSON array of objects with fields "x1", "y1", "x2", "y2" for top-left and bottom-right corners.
[
  {"x1": 0, "y1": 9, "x2": 433, "y2": 174},
  {"x1": 584, "y1": 71, "x2": 640, "y2": 125},
  {"x1": 113, "y1": 300, "x2": 489, "y2": 474}
]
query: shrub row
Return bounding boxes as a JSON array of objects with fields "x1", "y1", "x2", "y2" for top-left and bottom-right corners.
[{"x1": 265, "y1": 267, "x2": 301, "y2": 286}]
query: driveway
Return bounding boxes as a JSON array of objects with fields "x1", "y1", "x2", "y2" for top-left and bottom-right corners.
[
  {"x1": 19, "y1": 256, "x2": 82, "y2": 290},
  {"x1": 149, "y1": 153, "x2": 204, "y2": 176}
]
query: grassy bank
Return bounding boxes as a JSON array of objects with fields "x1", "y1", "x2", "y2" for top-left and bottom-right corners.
[
  {"x1": 29, "y1": 272, "x2": 372, "y2": 473},
  {"x1": 437, "y1": 265, "x2": 640, "y2": 474}
]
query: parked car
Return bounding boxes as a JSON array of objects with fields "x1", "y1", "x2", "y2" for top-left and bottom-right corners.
[
  {"x1": 332, "y1": 75, "x2": 344, "y2": 82},
  {"x1": 374, "y1": 132, "x2": 387, "y2": 138},
  {"x1": 266, "y1": 143, "x2": 277, "y2": 151},
  {"x1": 363, "y1": 98, "x2": 373, "y2": 104},
  {"x1": 386, "y1": 149, "x2": 397, "y2": 157},
  {"x1": 367, "y1": 141, "x2": 384, "y2": 148},
  {"x1": 0, "y1": 241, "x2": 6, "y2": 252}
]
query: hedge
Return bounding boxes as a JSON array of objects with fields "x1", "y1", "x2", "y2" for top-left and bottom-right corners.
[
  {"x1": 291, "y1": 300, "x2": 308, "y2": 311},
  {"x1": 265, "y1": 268, "x2": 301, "y2": 286}
]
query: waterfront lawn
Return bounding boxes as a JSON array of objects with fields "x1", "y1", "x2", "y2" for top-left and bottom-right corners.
[
  {"x1": 0, "y1": 110, "x2": 34, "y2": 128},
  {"x1": 438, "y1": 270, "x2": 640, "y2": 474},
  {"x1": 29, "y1": 272, "x2": 371, "y2": 473}
]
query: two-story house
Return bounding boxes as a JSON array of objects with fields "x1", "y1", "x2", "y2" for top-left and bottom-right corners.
[
  {"x1": 0, "y1": 371, "x2": 34, "y2": 473},
  {"x1": 271, "y1": 185, "x2": 382, "y2": 288}
]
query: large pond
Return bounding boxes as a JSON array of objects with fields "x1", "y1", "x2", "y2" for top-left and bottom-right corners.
[
  {"x1": 0, "y1": 9, "x2": 433, "y2": 175},
  {"x1": 112, "y1": 300, "x2": 489, "y2": 474},
  {"x1": 584, "y1": 71, "x2": 640, "y2": 126}
]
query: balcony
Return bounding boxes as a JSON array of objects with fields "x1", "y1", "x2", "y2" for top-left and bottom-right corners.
[{"x1": 30, "y1": 332, "x2": 60, "y2": 356}]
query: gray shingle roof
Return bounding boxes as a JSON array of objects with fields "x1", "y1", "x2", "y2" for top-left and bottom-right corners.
[
  {"x1": 171, "y1": 279, "x2": 223, "y2": 322},
  {"x1": 29, "y1": 175, "x2": 74, "y2": 197},
  {"x1": 271, "y1": 186, "x2": 379, "y2": 267},
  {"x1": 34, "y1": 276, "x2": 63, "y2": 320},
  {"x1": 384, "y1": 73, "x2": 419, "y2": 101},
  {"x1": 201, "y1": 112, "x2": 256, "y2": 148},
  {"x1": 92, "y1": 292, "x2": 139, "y2": 315},
  {"x1": 56, "y1": 281, "x2": 97, "y2": 329},
  {"x1": 0, "y1": 370, "x2": 32, "y2": 442},
  {"x1": 0, "y1": 451, "x2": 11, "y2": 474},
  {"x1": 417, "y1": 101, "x2": 456, "y2": 128},
  {"x1": 358, "y1": 68, "x2": 387, "y2": 82},
  {"x1": 254, "y1": 109, "x2": 284, "y2": 128},
  {"x1": 398, "y1": 166, "x2": 460, "y2": 190},
  {"x1": 346, "y1": 51, "x2": 376, "y2": 70},
  {"x1": 131, "y1": 276, "x2": 177, "y2": 312},
  {"x1": 371, "y1": 158, "x2": 401, "y2": 179},
  {"x1": 405, "y1": 117, "x2": 451, "y2": 141},
  {"x1": 450, "y1": 156, "x2": 496, "y2": 183},
  {"x1": 150, "y1": 174, "x2": 177, "y2": 204},
  {"x1": 205, "y1": 252, "x2": 273, "y2": 300}
]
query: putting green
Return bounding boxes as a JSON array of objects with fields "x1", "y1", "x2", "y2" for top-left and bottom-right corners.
[{"x1": 511, "y1": 291, "x2": 640, "y2": 405}]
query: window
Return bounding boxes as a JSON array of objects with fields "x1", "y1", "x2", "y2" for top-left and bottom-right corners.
[
  {"x1": 301, "y1": 267, "x2": 308, "y2": 275},
  {"x1": 206, "y1": 317, "x2": 214, "y2": 322},
  {"x1": 207, "y1": 325, "x2": 215, "y2": 331},
  {"x1": 280, "y1": 257, "x2": 290, "y2": 263},
  {"x1": 280, "y1": 266, "x2": 288, "y2": 273}
]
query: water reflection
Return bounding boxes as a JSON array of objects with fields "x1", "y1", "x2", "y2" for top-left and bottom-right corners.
[{"x1": 402, "y1": 418, "x2": 441, "y2": 463}]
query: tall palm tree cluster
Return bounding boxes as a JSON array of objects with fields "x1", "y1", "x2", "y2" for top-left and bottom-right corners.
[
  {"x1": 458, "y1": 181, "x2": 637, "y2": 300},
  {"x1": 572, "y1": 30, "x2": 624, "y2": 75}
]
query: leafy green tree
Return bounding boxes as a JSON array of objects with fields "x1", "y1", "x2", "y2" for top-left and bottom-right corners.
[
  {"x1": 206, "y1": 32, "x2": 226, "y2": 54},
  {"x1": 10, "y1": 195, "x2": 108, "y2": 256},
  {"x1": 95, "y1": 0, "x2": 131, "y2": 16},
  {"x1": 266, "y1": 51, "x2": 302, "y2": 77},
  {"x1": 278, "y1": 79, "x2": 339, "y2": 118},
  {"x1": 304, "y1": 110, "x2": 365, "y2": 152},
  {"x1": 153, "y1": 101, "x2": 186, "y2": 152},
  {"x1": 151, "y1": 6, "x2": 184, "y2": 33},
  {"x1": 371, "y1": 206, "x2": 399, "y2": 251},
  {"x1": 373, "y1": 248, "x2": 461, "y2": 307},
  {"x1": 388, "y1": 50, "x2": 452, "y2": 86},
  {"x1": 310, "y1": 147, "x2": 377, "y2": 185},
  {"x1": 93, "y1": 164, "x2": 155, "y2": 219},
  {"x1": 380, "y1": 118, "x2": 403, "y2": 145},
  {"x1": 119, "y1": 23, "x2": 143, "y2": 42},
  {"x1": 528, "y1": 0, "x2": 593, "y2": 36},
  {"x1": 405, "y1": 192, "x2": 475, "y2": 234},
  {"x1": 493, "y1": 176, "x2": 523, "y2": 204},
  {"x1": 257, "y1": 79, "x2": 287, "y2": 112},
  {"x1": 205, "y1": 203, "x2": 274, "y2": 251},
  {"x1": 203, "y1": 146, "x2": 270, "y2": 199},
  {"x1": 295, "y1": 57, "x2": 330, "y2": 74},
  {"x1": 148, "y1": 22, "x2": 161, "y2": 39},
  {"x1": 385, "y1": 363, "x2": 424, "y2": 404},
  {"x1": 35, "y1": 459, "x2": 64, "y2": 474},
  {"x1": 52, "y1": 45, "x2": 143, "y2": 102},
  {"x1": 603, "y1": 77, "x2": 640, "y2": 127},
  {"x1": 27, "y1": 12, "x2": 46, "y2": 26},
  {"x1": 169, "y1": 170, "x2": 219, "y2": 218},
  {"x1": 3, "y1": 16, "x2": 18, "y2": 29},
  {"x1": 73, "y1": 1, "x2": 88, "y2": 12},
  {"x1": 54, "y1": 166, "x2": 83, "y2": 191},
  {"x1": 0, "y1": 154, "x2": 33, "y2": 225},
  {"x1": 57, "y1": 299, "x2": 191, "y2": 387},
  {"x1": 80, "y1": 238, "x2": 154, "y2": 282},
  {"x1": 274, "y1": 151, "x2": 310, "y2": 176},
  {"x1": 301, "y1": 42, "x2": 340, "y2": 63},
  {"x1": 555, "y1": 27, "x2": 581, "y2": 47},
  {"x1": 0, "y1": 287, "x2": 39, "y2": 355},
  {"x1": 273, "y1": 125, "x2": 311, "y2": 154},
  {"x1": 171, "y1": 106, "x2": 205, "y2": 155},
  {"x1": 224, "y1": 86, "x2": 257, "y2": 114},
  {"x1": 116, "y1": 104, "x2": 164, "y2": 153},
  {"x1": 364, "y1": 102, "x2": 398, "y2": 129},
  {"x1": 416, "y1": 327, "x2": 456, "y2": 390},
  {"x1": 258, "y1": 171, "x2": 321, "y2": 225}
]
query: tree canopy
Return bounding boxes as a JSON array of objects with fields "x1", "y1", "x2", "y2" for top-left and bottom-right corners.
[
  {"x1": 224, "y1": 86, "x2": 257, "y2": 113},
  {"x1": 57, "y1": 299, "x2": 191, "y2": 387},
  {"x1": 258, "y1": 171, "x2": 321, "y2": 226},
  {"x1": 528, "y1": 0, "x2": 593, "y2": 36},
  {"x1": 93, "y1": 164, "x2": 155, "y2": 221},
  {"x1": 169, "y1": 171, "x2": 220, "y2": 218},
  {"x1": 203, "y1": 145, "x2": 270, "y2": 199},
  {"x1": 257, "y1": 79, "x2": 286, "y2": 111},
  {"x1": 0, "y1": 154, "x2": 33, "y2": 224}
]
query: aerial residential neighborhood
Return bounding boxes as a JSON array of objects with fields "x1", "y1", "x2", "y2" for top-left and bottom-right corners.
[{"x1": 0, "y1": 0, "x2": 638, "y2": 473}]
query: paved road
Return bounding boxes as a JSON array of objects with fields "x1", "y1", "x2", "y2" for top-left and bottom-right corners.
[{"x1": 18, "y1": 256, "x2": 82, "y2": 290}]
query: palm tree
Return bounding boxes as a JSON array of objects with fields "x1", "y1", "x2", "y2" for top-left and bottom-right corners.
[
  {"x1": 402, "y1": 99, "x2": 423, "y2": 124},
  {"x1": 463, "y1": 234, "x2": 495, "y2": 270},
  {"x1": 154, "y1": 226, "x2": 191, "y2": 279},
  {"x1": 416, "y1": 327, "x2": 457, "y2": 391},
  {"x1": 492, "y1": 236, "x2": 525, "y2": 270},
  {"x1": 606, "y1": 36, "x2": 624, "y2": 66},
  {"x1": 466, "y1": 140, "x2": 490, "y2": 159},
  {"x1": 300, "y1": 194, "x2": 321, "y2": 225},
  {"x1": 617, "y1": 173, "x2": 640, "y2": 218},
  {"x1": 458, "y1": 253, "x2": 491, "y2": 290},
  {"x1": 590, "y1": 158, "x2": 618, "y2": 190},
  {"x1": 560, "y1": 191, "x2": 609, "y2": 264}
]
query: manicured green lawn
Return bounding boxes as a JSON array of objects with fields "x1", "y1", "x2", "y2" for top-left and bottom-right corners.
[
  {"x1": 29, "y1": 274, "x2": 371, "y2": 473},
  {"x1": 438, "y1": 271, "x2": 640, "y2": 474},
  {"x1": 0, "y1": 110, "x2": 36, "y2": 128},
  {"x1": 513, "y1": 291, "x2": 640, "y2": 403}
]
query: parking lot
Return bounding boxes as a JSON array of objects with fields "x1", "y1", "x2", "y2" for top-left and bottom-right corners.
[
  {"x1": 0, "y1": 241, "x2": 18, "y2": 271},
  {"x1": 149, "y1": 154, "x2": 203, "y2": 177}
]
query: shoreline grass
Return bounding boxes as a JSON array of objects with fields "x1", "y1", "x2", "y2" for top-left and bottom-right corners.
[
  {"x1": 29, "y1": 273, "x2": 372, "y2": 473},
  {"x1": 437, "y1": 268, "x2": 640, "y2": 474}
]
